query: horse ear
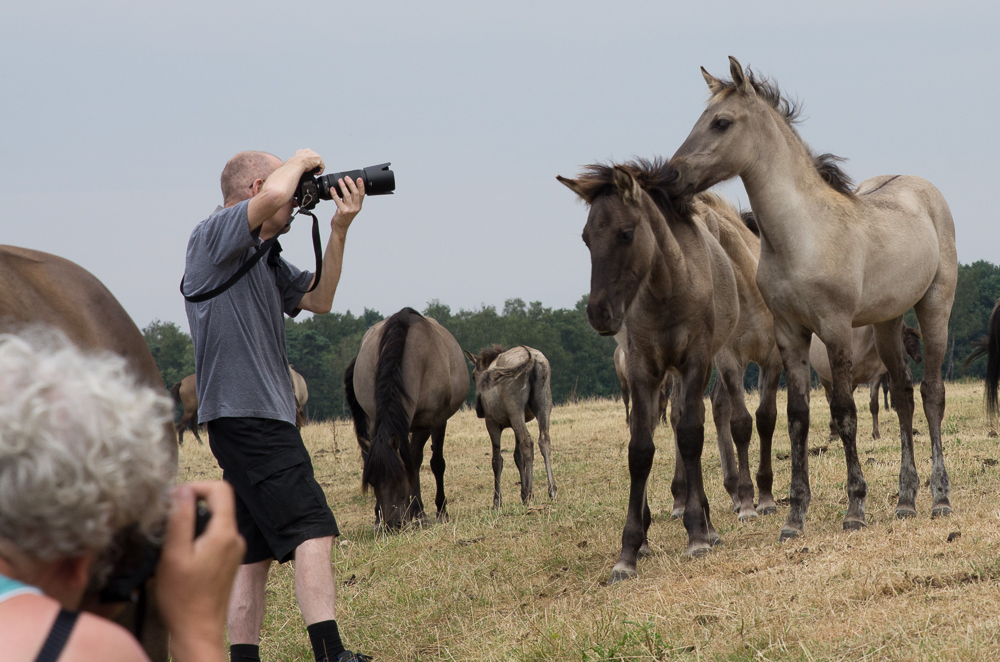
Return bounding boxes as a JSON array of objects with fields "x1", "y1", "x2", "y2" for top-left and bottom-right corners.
[
  {"x1": 728, "y1": 56, "x2": 755, "y2": 96},
  {"x1": 612, "y1": 166, "x2": 641, "y2": 205},
  {"x1": 463, "y1": 349, "x2": 477, "y2": 365},
  {"x1": 557, "y1": 175, "x2": 590, "y2": 202},
  {"x1": 701, "y1": 66, "x2": 726, "y2": 95}
]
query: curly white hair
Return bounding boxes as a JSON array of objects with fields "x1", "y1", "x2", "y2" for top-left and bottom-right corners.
[{"x1": 0, "y1": 331, "x2": 175, "y2": 561}]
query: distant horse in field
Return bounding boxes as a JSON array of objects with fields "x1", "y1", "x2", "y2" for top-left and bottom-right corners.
[
  {"x1": 559, "y1": 159, "x2": 782, "y2": 580},
  {"x1": 171, "y1": 367, "x2": 309, "y2": 443},
  {"x1": 967, "y1": 297, "x2": 1000, "y2": 419},
  {"x1": 810, "y1": 325, "x2": 922, "y2": 440},
  {"x1": 464, "y1": 344, "x2": 557, "y2": 507},
  {"x1": 344, "y1": 307, "x2": 468, "y2": 528},
  {"x1": 171, "y1": 374, "x2": 202, "y2": 444},
  {"x1": 667, "y1": 57, "x2": 958, "y2": 539},
  {"x1": 614, "y1": 340, "x2": 670, "y2": 425},
  {"x1": 0, "y1": 245, "x2": 176, "y2": 661}
]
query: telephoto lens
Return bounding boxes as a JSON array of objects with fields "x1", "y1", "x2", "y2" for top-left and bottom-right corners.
[{"x1": 296, "y1": 163, "x2": 394, "y2": 210}]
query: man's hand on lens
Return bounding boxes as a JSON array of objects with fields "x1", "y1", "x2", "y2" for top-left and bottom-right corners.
[{"x1": 331, "y1": 177, "x2": 365, "y2": 233}]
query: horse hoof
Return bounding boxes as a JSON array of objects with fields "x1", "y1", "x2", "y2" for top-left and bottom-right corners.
[
  {"x1": 737, "y1": 510, "x2": 758, "y2": 522},
  {"x1": 670, "y1": 508, "x2": 685, "y2": 520},
  {"x1": 687, "y1": 544, "x2": 713, "y2": 558},
  {"x1": 843, "y1": 519, "x2": 866, "y2": 532},
  {"x1": 609, "y1": 567, "x2": 637, "y2": 584},
  {"x1": 932, "y1": 505, "x2": 953, "y2": 518},
  {"x1": 708, "y1": 533, "x2": 723, "y2": 547},
  {"x1": 895, "y1": 507, "x2": 917, "y2": 520},
  {"x1": 757, "y1": 505, "x2": 777, "y2": 516},
  {"x1": 779, "y1": 528, "x2": 801, "y2": 542},
  {"x1": 637, "y1": 543, "x2": 651, "y2": 559}
]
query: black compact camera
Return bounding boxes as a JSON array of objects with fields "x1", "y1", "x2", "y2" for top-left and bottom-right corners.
[{"x1": 296, "y1": 162, "x2": 395, "y2": 210}]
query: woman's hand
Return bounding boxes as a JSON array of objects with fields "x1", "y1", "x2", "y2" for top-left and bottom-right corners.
[{"x1": 156, "y1": 481, "x2": 245, "y2": 662}]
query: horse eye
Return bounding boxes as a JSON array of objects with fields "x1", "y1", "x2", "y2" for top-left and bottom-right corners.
[
  {"x1": 619, "y1": 230, "x2": 634, "y2": 245},
  {"x1": 712, "y1": 118, "x2": 732, "y2": 131}
]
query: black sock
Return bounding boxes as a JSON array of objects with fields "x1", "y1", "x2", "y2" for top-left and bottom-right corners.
[
  {"x1": 230, "y1": 643, "x2": 261, "y2": 662},
  {"x1": 307, "y1": 619, "x2": 346, "y2": 662}
]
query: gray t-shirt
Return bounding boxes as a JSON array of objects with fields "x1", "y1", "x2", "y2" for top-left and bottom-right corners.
[{"x1": 183, "y1": 200, "x2": 312, "y2": 425}]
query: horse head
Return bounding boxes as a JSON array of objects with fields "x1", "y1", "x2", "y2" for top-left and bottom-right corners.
[
  {"x1": 557, "y1": 163, "x2": 666, "y2": 336},
  {"x1": 903, "y1": 325, "x2": 923, "y2": 364}
]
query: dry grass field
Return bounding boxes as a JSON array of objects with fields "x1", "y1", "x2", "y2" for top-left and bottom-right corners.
[{"x1": 178, "y1": 380, "x2": 1000, "y2": 661}]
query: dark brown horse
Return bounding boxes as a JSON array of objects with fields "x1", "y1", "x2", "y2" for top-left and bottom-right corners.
[
  {"x1": 344, "y1": 308, "x2": 468, "y2": 528},
  {"x1": 0, "y1": 245, "x2": 176, "y2": 661},
  {"x1": 464, "y1": 345, "x2": 556, "y2": 507},
  {"x1": 559, "y1": 160, "x2": 742, "y2": 580}
]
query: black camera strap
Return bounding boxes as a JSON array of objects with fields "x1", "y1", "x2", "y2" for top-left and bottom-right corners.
[{"x1": 180, "y1": 207, "x2": 323, "y2": 304}]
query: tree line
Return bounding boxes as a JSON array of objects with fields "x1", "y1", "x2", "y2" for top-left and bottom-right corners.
[{"x1": 143, "y1": 260, "x2": 1000, "y2": 423}]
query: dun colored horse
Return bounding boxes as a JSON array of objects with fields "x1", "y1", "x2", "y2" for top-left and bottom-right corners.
[
  {"x1": 0, "y1": 245, "x2": 176, "y2": 660},
  {"x1": 614, "y1": 340, "x2": 670, "y2": 425},
  {"x1": 172, "y1": 367, "x2": 309, "y2": 444},
  {"x1": 344, "y1": 307, "x2": 468, "y2": 528},
  {"x1": 559, "y1": 159, "x2": 772, "y2": 579},
  {"x1": 465, "y1": 345, "x2": 557, "y2": 507},
  {"x1": 810, "y1": 325, "x2": 922, "y2": 440},
  {"x1": 667, "y1": 57, "x2": 958, "y2": 539}
]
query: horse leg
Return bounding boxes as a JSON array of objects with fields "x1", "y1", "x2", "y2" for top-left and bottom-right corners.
[
  {"x1": 622, "y1": 383, "x2": 630, "y2": 425},
  {"x1": 430, "y1": 423, "x2": 449, "y2": 523},
  {"x1": 668, "y1": 383, "x2": 686, "y2": 519},
  {"x1": 873, "y1": 318, "x2": 918, "y2": 518},
  {"x1": 913, "y1": 295, "x2": 954, "y2": 517},
  {"x1": 508, "y1": 412, "x2": 535, "y2": 505},
  {"x1": 708, "y1": 371, "x2": 740, "y2": 513},
  {"x1": 408, "y1": 429, "x2": 432, "y2": 523},
  {"x1": 820, "y1": 378, "x2": 838, "y2": 440},
  {"x1": 718, "y1": 353, "x2": 756, "y2": 521},
  {"x1": 676, "y1": 360, "x2": 717, "y2": 555},
  {"x1": 774, "y1": 322, "x2": 813, "y2": 541},
  {"x1": 533, "y1": 401, "x2": 557, "y2": 501},
  {"x1": 755, "y1": 356, "x2": 781, "y2": 515},
  {"x1": 486, "y1": 419, "x2": 505, "y2": 509},
  {"x1": 824, "y1": 326, "x2": 867, "y2": 532},
  {"x1": 178, "y1": 414, "x2": 192, "y2": 446},
  {"x1": 610, "y1": 370, "x2": 661, "y2": 582},
  {"x1": 869, "y1": 371, "x2": 883, "y2": 440}
]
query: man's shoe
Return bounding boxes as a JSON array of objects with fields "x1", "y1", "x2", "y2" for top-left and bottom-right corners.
[{"x1": 335, "y1": 651, "x2": 372, "y2": 662}]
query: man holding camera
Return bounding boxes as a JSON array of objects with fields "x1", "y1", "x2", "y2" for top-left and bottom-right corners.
[{"x1": 183, "y1": 149, "x2": 368, "y2": 662}]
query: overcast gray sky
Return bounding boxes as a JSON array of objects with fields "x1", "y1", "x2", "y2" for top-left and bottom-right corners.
[{"x1": 1, "y1": 1, "x2": 996, "y2": 333}]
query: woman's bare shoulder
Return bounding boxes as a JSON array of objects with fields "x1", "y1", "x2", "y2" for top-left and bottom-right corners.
[{"x1": 59, "y1": 612, "x2": 150, "y2": 662}]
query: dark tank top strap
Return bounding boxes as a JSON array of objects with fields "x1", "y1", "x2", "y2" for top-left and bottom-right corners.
[{"x1": 34, "y1": 608, "x2": 79, "y2": 662}]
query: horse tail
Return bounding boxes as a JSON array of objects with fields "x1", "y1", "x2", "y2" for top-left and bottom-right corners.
[
  {"x1": 526, "y1": 350, "x2": 551, "y2": 417},
  {"x1": 986, "y1": 300, "x2": 1000, "y2": 419},
  {"x1": 170, "y1": 381, "x2": 182, "y2": 407},
  {"x1": 362, "y1": 307, "x2": 418, "y2": 493},
  {"x1": 343, "y1": 357, "x2": 371, "y2": 452}
]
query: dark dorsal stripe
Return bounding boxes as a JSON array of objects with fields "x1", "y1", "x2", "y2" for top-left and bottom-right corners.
[{"x1": 860, "y1": 175, "x2": 901, "y2": 196}]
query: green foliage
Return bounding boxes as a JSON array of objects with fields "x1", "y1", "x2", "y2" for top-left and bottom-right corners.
[{"x1": 141, "y1": 319, "x2": 195, "y2": 389}]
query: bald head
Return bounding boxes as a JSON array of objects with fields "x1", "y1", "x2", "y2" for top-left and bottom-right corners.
[{"x1": 220, "y1": 151, "x2": 282, "y2": 205}]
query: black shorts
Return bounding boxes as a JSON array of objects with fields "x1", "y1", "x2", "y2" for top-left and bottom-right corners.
[{"x1": 207, "y1": 417, "x2": 339, "y2": 564}]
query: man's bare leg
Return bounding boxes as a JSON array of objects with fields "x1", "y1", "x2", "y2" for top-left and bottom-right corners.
[
  {"x1": 294, "y1": 536, "x2": 337, "y2": 623},
  {"x1": 228, "y1": 559, "x2": 272, "y2": 644}
]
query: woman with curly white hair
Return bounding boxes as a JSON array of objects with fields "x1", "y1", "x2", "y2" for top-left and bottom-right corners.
[{"x1": 0, "y1": 332, "x2": 245, "y2": 661}]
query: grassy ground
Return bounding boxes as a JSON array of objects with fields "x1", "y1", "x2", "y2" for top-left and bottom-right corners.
[{"x1": 178, "y1": 380, "x2": 1000, "y2": 661}]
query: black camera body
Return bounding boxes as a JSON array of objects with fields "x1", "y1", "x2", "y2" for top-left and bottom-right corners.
[{"x1": 296, "y1": 162, "x2": 395, "y2": 210}]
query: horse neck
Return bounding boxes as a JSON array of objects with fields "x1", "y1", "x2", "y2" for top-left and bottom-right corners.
[
  {"x1": 643, "y1": 196, "x2": 690, "y2": 291},
  {"x1": 739, "y1": 117, "x2": 845, "y2": 257}
]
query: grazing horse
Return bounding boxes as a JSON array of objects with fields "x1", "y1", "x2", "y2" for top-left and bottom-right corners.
[
  {"x1": 810, "y1": 325, "x2": 923, "y2": 440},
  {"x1": 558, "y1": 160, "x2": 743, "y2": 579},
  {"x1": 968, "y1": 297, "x2": 1000, "y2": 418},
  {"x1": 464, "y1": 345, "x2": 557, "y2": 507},
  {"x1": 667, "y1": 57, "x2": 958, "y2": 540},
  {"x1": 344, "y1": 307, "x2": 468, "y2": 528},
  {"x1": 171, "y1": 367, "x2": 309, "y2": 443},
  {"x1": 0, "y1": 245, "x2": 176, "y2": 661}
]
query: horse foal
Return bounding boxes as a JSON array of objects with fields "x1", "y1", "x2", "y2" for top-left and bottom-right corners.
[{"x1": 465, "y1": 345, "x2": 557, "y2": 507}]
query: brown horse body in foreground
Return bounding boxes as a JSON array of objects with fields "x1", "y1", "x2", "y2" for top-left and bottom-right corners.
[
  {"x1": 344, "y1": 308, "x2": 468, "y2": 527},
  {"x1": 465, "y1": 345, "x2": 557, "y2": 507},
  {"x1": 810, "y1": 325, "x2": 923, "y2": 440},
  {"x1": 668, "y1": 57, "x2": 958, "y2": 539},
  {"x1": 560, "y1": 161, "x2": 746, "y2": 580},
  {"x1": 0, "y1": 245, "x2": 176, "y2": 660},
  {"x1": 172, "y1": 367, "x2": 309, "y2": 444}
]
